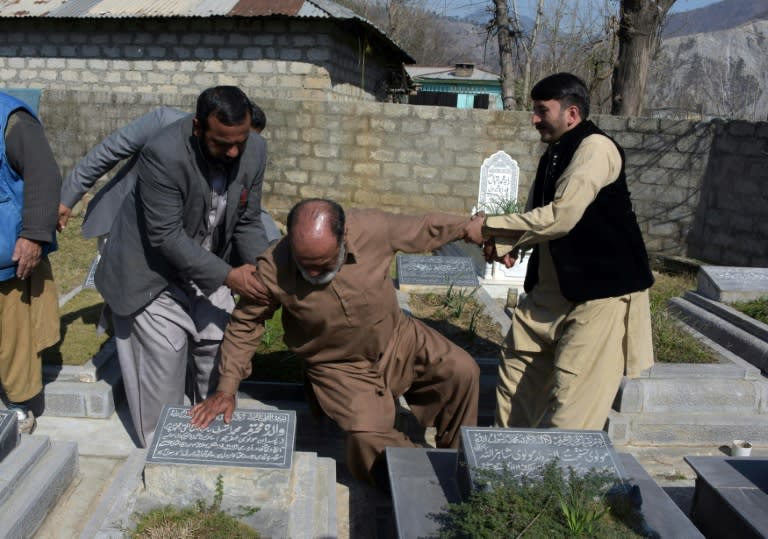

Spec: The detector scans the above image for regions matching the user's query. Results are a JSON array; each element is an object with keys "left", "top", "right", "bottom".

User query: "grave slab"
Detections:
[
  {"left": 387, "top": 446, "right": 701, "bottom": 539},
  {"left": 458, "top": 427, "right": 626, "bottom": 497},
  {"left": 387, "top": 447, "right": 462, "bottom": 539},
  {"left": 697, "top": 266, "right": 768, "bottom": 303},
  {"left": 0, "top": 410, "right": 17, "bottom": 463},
  {"left": 396, "top": 254, "right": 478, "bottom": 291},
  {"left": 686, "top": 456, "right": 768, "bottom": 539},
  {"left": 144, "top": 405, "right": 297, "bottom": 508}
]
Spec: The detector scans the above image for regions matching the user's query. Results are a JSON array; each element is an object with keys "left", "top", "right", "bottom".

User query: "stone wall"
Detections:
[
  {"left": 37, "top": 90, "right": 767, "bottom": 266},
  {"left": 687, "top": 120, "right": 768, "bottom": 266},
  {"left": 0, "top": 18, "right": 388, "bottom": 102}
]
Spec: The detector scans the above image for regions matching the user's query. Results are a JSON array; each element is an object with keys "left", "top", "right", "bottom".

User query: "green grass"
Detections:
[
  {"left": 729, "top": 296, "right": 768, "bottom": 325},
  {"left": 435, "top": 461, "right": 647, "bottom": 538},
  {"left": 42, "top": 289, "right": 112, "bottom": 366},
  {"left": 650, "top": 271, "right": 718, "bottom": 364},
  {"left": 131, "top": 475, "right": 260, "bottom": 538},
  {"left": 48, "top": 215, "right": 98, "bottom": 295}
]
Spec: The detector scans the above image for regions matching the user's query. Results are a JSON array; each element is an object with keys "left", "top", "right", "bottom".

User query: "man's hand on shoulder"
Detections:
[
  {"left": 13, "top": 238, "right": 43, "bottom": 280},
  {"left": 225, "top": 263, "right": 270, "bottom": 304},
  {"left": 189, "top": 391, "right": 236, "bottom": 429}
]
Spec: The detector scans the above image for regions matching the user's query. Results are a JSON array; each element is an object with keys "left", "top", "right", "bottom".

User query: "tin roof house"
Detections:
[{"left": 405, "top": 63, "right": 502, "bottom": 109}]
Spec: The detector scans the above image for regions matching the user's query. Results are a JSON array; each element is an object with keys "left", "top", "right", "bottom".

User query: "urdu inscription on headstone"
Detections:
[
  {"left": 396, "top": 254, "right": 478, "bottom": 290},
  {"left": 475, "top": 151, "right": 529, "bottom": 288},
  {"left": 146, "top": 405, "right": 296, "bottom": 469},
  {"left": 477, "top": 150, "right": 519, "bottom": 214},
  {"left": 458, "top": 427, "right": 625, "bottom": 496}
]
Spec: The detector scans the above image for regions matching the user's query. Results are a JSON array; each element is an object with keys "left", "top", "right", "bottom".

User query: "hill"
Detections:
[
  {"left": 664, "top": 0, "right": 768, "bottom": 37},
  {"left": 648, "top": 16, "right": 768, "bottom": 120}
]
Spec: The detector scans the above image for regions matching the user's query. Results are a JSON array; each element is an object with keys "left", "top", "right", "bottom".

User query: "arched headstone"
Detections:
[{"left": 477, "top": 150, "right": 519, "bottom": 214}]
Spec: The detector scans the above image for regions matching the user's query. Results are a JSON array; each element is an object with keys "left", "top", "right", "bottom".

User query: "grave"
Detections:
[
  {"left": 0, "top": 421, "right": 78, "bottom": 538},
  {"left": 458, "top": 427, "right": 626, "bottom": 497},
  {"left": 137, "top": 404, "right": 335, "bottom": 538},
  {"left": 388, "top": 427, "right": 704, "bottom": 539},
  {"left": 475, "top": 151, "right": 529, "bottom": 293},
  {"left": 686, "top": 456, "right": 768, "bottom": 539},
  {"left": 697, "top": 265, "right": 768, "bottom": 303},
  {"left": 145, "top": 405, "right": 297, "bottom": 506},
  {"left": 436, "top": 150, "right": 530, "bottom": 299},
  {"left": 396, "top": 254, "right": 478, "bottom": 292}
]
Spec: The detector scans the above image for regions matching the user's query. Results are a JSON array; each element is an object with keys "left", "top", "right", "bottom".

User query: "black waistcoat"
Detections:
[{"left": 523, "top": 120, "right": 654, "bottom": 302}]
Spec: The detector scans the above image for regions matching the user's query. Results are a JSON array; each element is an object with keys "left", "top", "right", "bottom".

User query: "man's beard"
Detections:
[
  {"left": 297, "top": 243, "right": 346, "bottom": 286},
  {"left": 198, "top": 134, "right": 238, "bottom": 167}
]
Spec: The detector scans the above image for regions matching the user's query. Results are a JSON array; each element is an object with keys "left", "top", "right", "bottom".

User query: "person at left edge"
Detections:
[
  {"left": 0, "top": 92, "right": 61, "bottom": 435},
  {"left": 95, "top": 86, "right": 270, "bottom": 447}
]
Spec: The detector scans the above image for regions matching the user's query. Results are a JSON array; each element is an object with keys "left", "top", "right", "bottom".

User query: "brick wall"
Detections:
[
  {"left": 37, "top": 90, "right": 768, "bottom": 267},
  {"left": 0, "top": 18, "right": 388, "bottom": 101},
  {"left": 687, "top": 120, "right": 768, "bottom": 266}
]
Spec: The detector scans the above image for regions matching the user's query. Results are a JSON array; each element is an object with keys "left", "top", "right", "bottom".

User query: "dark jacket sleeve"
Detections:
[{"left": 6, "top": 110, "right": 61, "bottom": 243}]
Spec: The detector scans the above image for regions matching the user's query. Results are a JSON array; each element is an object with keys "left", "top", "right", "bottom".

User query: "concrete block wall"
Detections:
[
  {"left": 687, "top": 120, "right": 768, "bottom": 266},
  {"left": 0, "top": 18, "right": 385, "bottom": 102},
  {"left": 35, "top": 89, "right": 765, "bottom": 266}
]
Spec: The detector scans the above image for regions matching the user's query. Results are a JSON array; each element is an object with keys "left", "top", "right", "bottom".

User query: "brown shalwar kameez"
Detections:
[{"left": 217, "top": 209, "right": 480, "bottom": 483}]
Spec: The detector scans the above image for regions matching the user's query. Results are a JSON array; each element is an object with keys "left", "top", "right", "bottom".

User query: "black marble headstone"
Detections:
[
  {"left": 458, "top": 427, "right": 626, "bottom": 497},
  {"left": 0, "top": 409, "right": 19, "bottom": 462},
  {"left": 396, "top": 254, "right": 478, "bottom": 288},
  {"left": 146, "top": 405, "right": 296, "bottom": 469}
]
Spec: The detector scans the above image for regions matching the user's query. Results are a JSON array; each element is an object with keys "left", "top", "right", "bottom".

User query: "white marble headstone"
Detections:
[
  {"left": 477, "top": 150, "right": 519, "bottom": 213},
  {"left": 476, "top": 151, "right": 527, "bottom": 290}
]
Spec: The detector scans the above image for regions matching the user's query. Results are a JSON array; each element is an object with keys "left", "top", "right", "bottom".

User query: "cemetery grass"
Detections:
[
  {"left": 49, "top": 215, "right": 95, "bottom": 295},
  {"left": 131, "top": 475, "right": 260, "bottom": 538},
  {"left": 729, "top": 296, "right": 768, "bottom": 325},
  {"left": 44, "top": 213, "right": 111, "bottom": 366},
  {"left": 435, "top": 461, "right": 646, "bottom": 539},
  {"left": 41, "top": 288, "right": 112, "bottom": 366}
]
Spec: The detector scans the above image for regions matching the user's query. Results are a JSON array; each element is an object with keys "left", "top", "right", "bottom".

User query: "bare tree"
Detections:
[
  {"left": 611, "top": 0, "right": 676, "bottom": 116},
  {"left": 486, "top": 0, "right": 619, "bottom": 112}
]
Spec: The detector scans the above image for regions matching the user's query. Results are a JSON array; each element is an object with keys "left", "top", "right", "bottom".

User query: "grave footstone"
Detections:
[
  {"left": 396, "top": 254, "right": 478, "bottom": 291},
  {"left": 458, "top": 427, "right": 626, "bottom": 497},
  {"left": 697, "top": 266, "right": 768, "bottom": 303},
  {"left": 144, "top": 405, "right": 296, "bottom": 508},
  {"left": 0, "top": 410, "right": 18, "bottom": 462},
  {"left": 686, "top": 456, "right": 768, "bottom": 539}
]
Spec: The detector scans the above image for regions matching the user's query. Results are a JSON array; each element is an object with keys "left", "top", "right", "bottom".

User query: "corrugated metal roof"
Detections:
[
  {"left": 406, "top": 65, "right": 500, "bottom": 82},
  {"left": 0, "top": 0, "right": 414, "bottom": 63},
  {"left": 0, "top": 0, "right": 359, "bottom": 18}
]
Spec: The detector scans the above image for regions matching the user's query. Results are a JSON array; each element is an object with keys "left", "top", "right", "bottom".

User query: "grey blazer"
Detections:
[
  {"left": 95, "top": 115, "right": 269, "bottom": 316},
  {"left": 62, "top": 107, "right": 187, "bottom": 239}
]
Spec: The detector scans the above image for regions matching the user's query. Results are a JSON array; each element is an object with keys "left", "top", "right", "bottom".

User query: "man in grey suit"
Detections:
[
  {"left": 93, "top": 86, "right": 270, "bottom": 446},
  {"left": 58, "top": 102, "right": 280, "bottom": 245}
]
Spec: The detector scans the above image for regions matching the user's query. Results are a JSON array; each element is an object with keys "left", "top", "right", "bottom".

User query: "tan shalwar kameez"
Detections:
[
  {"left": 485, "top": 135, "right": 654, "bottom": 430},
  {"left": 217, "top": 210, "right": 480, "bottom": 483}
]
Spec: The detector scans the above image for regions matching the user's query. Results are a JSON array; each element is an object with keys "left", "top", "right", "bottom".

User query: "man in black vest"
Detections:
[{"left": 466, "top": 72, "right": 655, "bottom": 430}]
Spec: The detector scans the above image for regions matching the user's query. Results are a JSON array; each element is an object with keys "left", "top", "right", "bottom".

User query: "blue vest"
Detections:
[{"left": 0, "top": 93, "right": 56, "bottom": 281}]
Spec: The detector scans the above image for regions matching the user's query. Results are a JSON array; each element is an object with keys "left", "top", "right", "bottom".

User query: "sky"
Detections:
[{"left": 428, "top": 0, "right": 723, "bottom": 19}]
